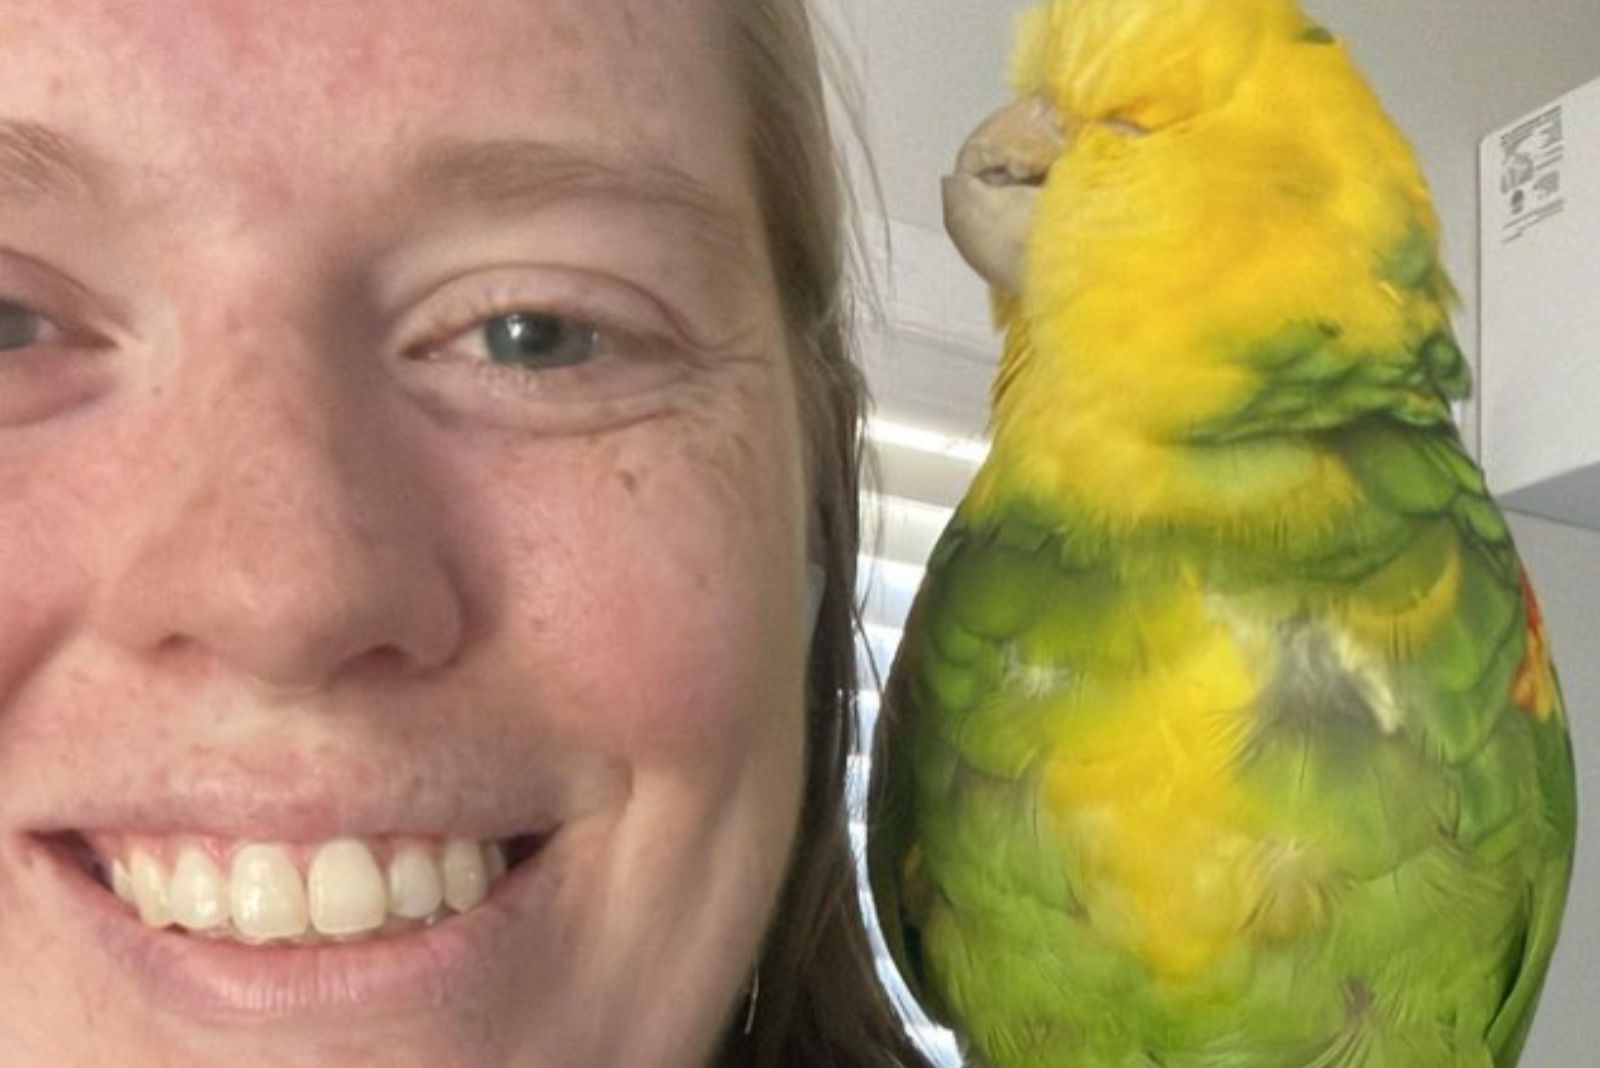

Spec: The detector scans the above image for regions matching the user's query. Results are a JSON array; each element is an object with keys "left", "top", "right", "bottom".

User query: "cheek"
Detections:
[
  {"left": 0, "top": 460, "right": 102, "bottom": 715},
  {"left": 467, "top": 392, "right": 808, "bottom": 767}
]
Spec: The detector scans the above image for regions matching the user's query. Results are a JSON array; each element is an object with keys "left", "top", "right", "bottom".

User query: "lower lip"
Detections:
[{"left": 30, "top": 832, "right": 558, "bottom": 1025}]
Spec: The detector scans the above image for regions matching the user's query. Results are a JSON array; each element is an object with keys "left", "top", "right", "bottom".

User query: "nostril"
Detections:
[{"left": 976, "top": 164, "right": 1049, "bottom": 189}]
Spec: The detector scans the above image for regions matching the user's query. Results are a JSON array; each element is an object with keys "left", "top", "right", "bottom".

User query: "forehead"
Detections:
[{"left": 0, "top": 0, "right": 748, "bottom": 214}]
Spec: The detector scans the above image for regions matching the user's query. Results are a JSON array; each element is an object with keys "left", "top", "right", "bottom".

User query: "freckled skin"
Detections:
[{"left": 0, "top": 2, "right": 809, "bottom": 1066}]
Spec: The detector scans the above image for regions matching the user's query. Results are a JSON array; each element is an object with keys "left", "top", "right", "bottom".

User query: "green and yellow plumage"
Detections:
[{"left": 867, "top": 3, "right": 1577, "bottom": 1066}]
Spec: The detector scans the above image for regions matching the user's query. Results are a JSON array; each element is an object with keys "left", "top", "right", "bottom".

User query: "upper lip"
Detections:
[
  {"left": 19, "top": 776, "right": 581, "bottom": 844},
  {"left": 6, "top": 708, "right": 628, "bottom": 843}
]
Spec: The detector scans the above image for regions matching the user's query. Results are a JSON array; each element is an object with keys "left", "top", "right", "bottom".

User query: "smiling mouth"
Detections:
[{"left": 41, "top": 829, "right": 550, "bottom": 947}]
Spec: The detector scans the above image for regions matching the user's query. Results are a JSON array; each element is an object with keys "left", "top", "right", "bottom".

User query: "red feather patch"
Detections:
[{"left": 1511, "top": 569, "right": 1560, "bottom": 722}]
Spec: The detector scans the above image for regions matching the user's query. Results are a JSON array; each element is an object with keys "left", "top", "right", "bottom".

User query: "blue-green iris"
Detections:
[
  {"left": 484, "top": 313, "right": 597, "bottom": 371},
  {"left": 0, "top": 302, "right": 41, "bottom": 352}
]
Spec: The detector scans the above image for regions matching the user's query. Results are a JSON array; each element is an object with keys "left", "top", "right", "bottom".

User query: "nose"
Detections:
[{"left": 91, "top": 316, "right": 465, "bottom": 697}]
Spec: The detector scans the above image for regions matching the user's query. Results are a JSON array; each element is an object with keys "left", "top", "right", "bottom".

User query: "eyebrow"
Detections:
[
  {"left": 0, "top": 120, "right": 104, "bottom": 202},
  {"left": 0, "top": 123, "right": 759, "bottom": 279},
  {"left": 407, "top": 137, "right": 757, "bottom": 271}
]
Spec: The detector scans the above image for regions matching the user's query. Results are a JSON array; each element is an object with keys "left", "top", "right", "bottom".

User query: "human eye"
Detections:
[
  {"left": 0, "top": 299, "right": 66, "bottom": 353},
  {"left": 396, "top": 270, "right": 696, "bottom": 433}
]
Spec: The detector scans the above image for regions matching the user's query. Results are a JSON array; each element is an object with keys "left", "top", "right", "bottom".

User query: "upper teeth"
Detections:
[{"left": 103, "top": 836, "right": 511, "bottom": 943}]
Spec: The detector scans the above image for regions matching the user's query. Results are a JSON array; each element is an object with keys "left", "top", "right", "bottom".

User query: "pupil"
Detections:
[{"left": 486, "top": 313, "right": 593, "bottom": 369}]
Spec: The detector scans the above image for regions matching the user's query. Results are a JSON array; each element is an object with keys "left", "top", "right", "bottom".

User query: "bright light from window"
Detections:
[
  {"left": 850, "top": 550, "right": 961, "bottom": 1066},
  {"left": 866, "top": 418, "right": 990, "bottom": 465}
]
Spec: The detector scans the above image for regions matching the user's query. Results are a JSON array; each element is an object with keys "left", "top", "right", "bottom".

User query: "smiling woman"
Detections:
[{"left": 0, "top": 1, "right": 926, "bottom": 1066}]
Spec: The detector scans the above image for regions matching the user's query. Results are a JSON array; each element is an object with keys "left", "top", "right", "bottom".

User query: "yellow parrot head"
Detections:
[{"left": 943, "top": 0, "right": 1363, "bottom": 297}]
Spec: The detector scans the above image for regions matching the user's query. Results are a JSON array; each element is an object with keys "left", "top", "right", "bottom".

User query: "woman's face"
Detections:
[{"left": 0, "top": 1, "right": 812, "bottom": 1064}]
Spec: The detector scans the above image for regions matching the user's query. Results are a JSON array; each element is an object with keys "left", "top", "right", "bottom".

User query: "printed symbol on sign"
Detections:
[
  {"left": 1502, "top": 150, "right": 1535, "bottom": 194},
  {"left": 1496, "top": 105, "right": 1565, "bottom": 243}
]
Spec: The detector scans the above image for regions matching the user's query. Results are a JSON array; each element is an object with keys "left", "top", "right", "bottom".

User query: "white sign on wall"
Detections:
[{"left": 1480, "top": 75, "right": 1600, "bottom": 530}]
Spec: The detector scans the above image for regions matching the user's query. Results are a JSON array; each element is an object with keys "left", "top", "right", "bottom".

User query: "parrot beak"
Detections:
[{"left": 942, "top": 94, "right": 1067, "bottom": 295}]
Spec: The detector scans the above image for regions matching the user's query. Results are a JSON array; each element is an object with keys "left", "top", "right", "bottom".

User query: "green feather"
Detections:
[{"left": 870, "top": 403, "right": 1575, "bottom": 1068}]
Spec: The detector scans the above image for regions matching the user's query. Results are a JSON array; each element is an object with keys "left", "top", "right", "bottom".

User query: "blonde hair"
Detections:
[{"left": 714, "top": 2, "right": 930, "bottom": 1066}]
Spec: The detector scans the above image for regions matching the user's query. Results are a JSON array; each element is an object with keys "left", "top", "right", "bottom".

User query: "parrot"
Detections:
[{"left": 866, "top": 2, "right": 1578, "bottom": 1067}]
